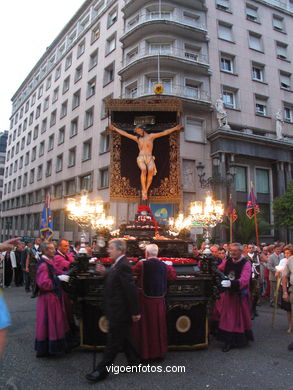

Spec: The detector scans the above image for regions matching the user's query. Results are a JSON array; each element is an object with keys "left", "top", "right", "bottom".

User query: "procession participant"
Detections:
[
  {"left": 210, "top": 244, "right": 222, "bottom": 266},
  {"left": 279, "top": 245, "right": 293, "bottom": 334},
  {"left": 247, "top": 244, "right": 261, "bottom": 319},
  {"left": 86, "top": 239, "right": 140, "bottom": 383},
  {"left": 218, "top": 247, "right": 227, "bottom": 263},
  {"left": 282, "top": 247, "right": 293, "bottom": 350},
  {"left": 109, "top": 123, "right": 183, "bottom": 200},
  {"left": 260, "top": 246, "right": 269, "bottom": 297},
  {"left": 54, "top": 239, "right": 75, "bottom": 334},
  {"left": 35, "top": 242, "right": 67, "bottom": 357},
  {"left": 268, "top": 245, "right": 283, "bottom": 306},
  {"left": 2, "top": 250, "right": 14, "bottom": 288},
  {"left": 21, "top": 242, "right": 32, "bottom": 292},
  {"left": 13, "top": 242, "right": 24, "bottom": 287},
  {"left": 70, "top": 241, "right": 81, "bottom": 257},
  {"left": 192, "top": 244, "right": 201, "bottom": 262},
  {"left": 217, "top": 243, "right": 253, "bottom": 352},
  {"left": 26, "top": 238, "right": 42, "bottom": 297},
  {"left": 132, "top": 244, "right": 176, "bottom": 361}
]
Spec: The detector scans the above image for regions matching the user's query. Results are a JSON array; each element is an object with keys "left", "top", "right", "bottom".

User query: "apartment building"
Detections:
[{"left": 1, "top": 0, "right": 293, "bottom": 242}]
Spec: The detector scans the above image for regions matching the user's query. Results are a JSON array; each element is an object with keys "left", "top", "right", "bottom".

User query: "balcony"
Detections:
[
  {"left": 119, "top": 48, "right": 210, "bottom": 78},
  {"left": 123, "top": 84, "right": 211, "bottom": 106},
  {"left": 121, "top": 13, "right": 208, "bottom": 46},
  {"left": 122, "top": 0, "right": 207, "bottom": 18}
]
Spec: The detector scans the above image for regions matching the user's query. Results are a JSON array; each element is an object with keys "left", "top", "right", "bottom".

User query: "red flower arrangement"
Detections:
[
  {"left": 136, "top": 205, "right": 158, "bottom": 233},
  {"left": 99, "top": 257, "right": 196, "bottom": 264}
]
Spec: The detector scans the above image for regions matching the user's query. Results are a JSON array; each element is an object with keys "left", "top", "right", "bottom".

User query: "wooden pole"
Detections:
[
  {"left": 230, "top": 215, "right": 233, "bottom": 244},
  {"left": 254, "top": 208, "right": 260, "bottom": 247}
]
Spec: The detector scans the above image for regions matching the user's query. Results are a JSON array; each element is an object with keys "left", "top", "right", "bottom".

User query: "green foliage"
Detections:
[
  {"left": 221, "top": 207, "right": 271, "bottom": 244},
  {"left": 273, "top": 182, "right": 293, "bottom": 229}
]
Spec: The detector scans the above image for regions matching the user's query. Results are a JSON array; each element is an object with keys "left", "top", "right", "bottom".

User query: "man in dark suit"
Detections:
[{"left": 85, "top": 239, "right": 140, "bottom": 382}]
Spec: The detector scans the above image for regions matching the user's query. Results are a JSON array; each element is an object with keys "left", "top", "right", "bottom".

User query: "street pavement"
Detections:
[{"left": 1, "top": 286, "right": 293, "bottom": 390}]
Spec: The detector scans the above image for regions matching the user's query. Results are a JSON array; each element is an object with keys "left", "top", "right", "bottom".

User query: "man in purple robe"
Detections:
[
  {"left": 217, "top": 243, "right": 253, "bottom": 352},
  {"left": 35, "top": 242, "right": 68, "bottom": 357}
]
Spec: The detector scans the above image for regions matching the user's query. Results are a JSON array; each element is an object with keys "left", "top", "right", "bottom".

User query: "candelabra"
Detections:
[
  {"left": 66, "top": 191, "right": 115, "bottom": 253},
  {"left": 189, "top": 195, "right": 224, "bottom": 255},
  {"left": 168, "top": 213, "right": 192, "bottom": 235}
]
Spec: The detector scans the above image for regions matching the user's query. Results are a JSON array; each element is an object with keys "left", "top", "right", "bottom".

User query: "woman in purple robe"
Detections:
[
  {"left": 35, "top": 242, "right": 67, "bottom": 357},
  {"left": 216, "top": 243, "right": 253, "bottom": 352}
]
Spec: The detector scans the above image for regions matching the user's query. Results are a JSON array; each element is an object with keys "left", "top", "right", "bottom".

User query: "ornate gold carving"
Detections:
[{"left": 106, "top": 97, "right": 182, "bottom": 112}]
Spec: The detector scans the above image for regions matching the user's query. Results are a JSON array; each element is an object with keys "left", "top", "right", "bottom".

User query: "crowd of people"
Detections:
[{"left": 1, "top": 236, "right": 293, "bottom": 383}]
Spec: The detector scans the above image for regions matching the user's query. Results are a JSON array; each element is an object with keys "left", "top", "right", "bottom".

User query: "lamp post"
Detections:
[
  {"left": 189, "top": 194, "right": 224, "bottom": 255},
  {"left": 196, "top": 154, "right": 236, "bottom": 189},
  {"left": 66, "top": 191, "right": 115, "bottom": 254}
]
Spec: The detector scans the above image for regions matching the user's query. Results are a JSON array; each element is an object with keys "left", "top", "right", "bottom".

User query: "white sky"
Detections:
[{"left": 0, "top": 0, "right": 84, "bottom": 130}]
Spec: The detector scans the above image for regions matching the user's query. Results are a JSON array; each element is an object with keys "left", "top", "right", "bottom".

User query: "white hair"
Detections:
[{"left": 146, "top": 244, "right": 159, "bottom": 258}]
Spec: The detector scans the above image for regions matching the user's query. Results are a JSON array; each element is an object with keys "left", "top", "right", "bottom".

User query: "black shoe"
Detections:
[
  {"left": 288, "top": 342, "right": 293, "bottom": 351},
  {"left": 30, "top": 293, "right": 37, "bottom": 298},
  {"left": 222, "top": 344, "right": 232, "bottom": 352},
  {"left": 85, "top": 369, "right": 108, "bottom": 382}
]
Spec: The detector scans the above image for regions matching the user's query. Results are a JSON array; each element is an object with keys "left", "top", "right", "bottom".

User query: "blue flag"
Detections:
[
  {"left": 246, "top": 184, "right": 260, "bottom": 219},
  {"left": 40, "top": 194, "right": 53, "bottom": 240}
]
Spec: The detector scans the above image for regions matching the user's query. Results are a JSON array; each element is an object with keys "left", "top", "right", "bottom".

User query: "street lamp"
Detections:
[{"left": 196, "top": 155, "right": 236, "bottom": 189}]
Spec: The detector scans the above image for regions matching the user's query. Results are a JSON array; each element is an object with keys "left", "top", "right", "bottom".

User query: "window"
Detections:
[
  {"left": 58, "top": 126, "right": 65, "bottom": 144},
  {"left": 41, "top": 118, "right": 47, "bottom": 133},
  {"left": 218, "top": 22, "right": 233, "bottom": 42},
  {"left": 25, "top": 151, "right": 30, "bottom": 165},
  {"left": 149, "top": 43, "right": 171, "bottom": 55},
  {"left": 16, "top": 141, "right": 19, "bottom": 154},
  {"left": 106, "top": 33, "right": 116, "bottom": 55},
  {"left": 235, "top": 166, "right": 247, "bottom": 192},
  {"left": 100, "top": 131, "right": 110, "bottom": 153},
  {"left": 13, "top": 160, "right": 18, "bottom": 173},
  {"left": 103, "top": 62, "right": 115, "bottom": 85},
  {"left": 48, "top": 134, "right": 54, "bottom": 151},
  {"left": 256, "top": 168, "right": 269, "bottom": 194},
  {"left": 99, "top": 168, "right": 109, "bottom": 188},
  {"left": 25, "top": 101, "right": 29, "bottom": 113},
  {"left": 87, "top": 78, "right": 96, "bottom": 98},
  {"left": 216, "top": 0, "right": 230, "bottom": 11},
  {"left": 72, "top": 90, "right": 80, "bottom": 109},
  {"left": 91, "top": 23, "right": 100, "bottom": 43},
  {"left": 70, "top": 118, "right": 78, "bottom": 137},
  {"left": 50, "top": 110, "right": 57, "bottom": 127},
  {"left": 223, "top": 89, "right": 237, "bottom": 108},
  {"left": 68, "top": 148, "right": 76, "bottom": 167},
  {"left": 276, "top": 41, "right": 288, "bottom": 60},
  {"left": 21, "top": 137, "right": 25, "bottom": 150},
  {"left": 185, "top": 79, "right": 199, "bottom": 98},
  {"left": 46, "top": 160, "right": 52, "bottom": 177},
  {"left": 12, "top": 179, "right": 16, "bottom": 191},
  {"left": 33, "top": 125, "right": 39, "bottom": 139},
  {"left": 249, "top": 32, "right": 263, "bottom": 52},
  {"left": 149, "top": 78, "right": 172, "bottom": 94},
  {"left": 252, "top": 63, "right": 264, "bottom": 82},
  {"left": 126, "top": 47, "right": 138, "bottom": 64},
  {"left": 37, "top": 165, "right": 43, "bottom": 181},
  {"left": 13, "top": 130, "right": 16, "bottom": 141},
  {"left": 184, "top": 117, "right": 204, "bottom": 143},
  {"left": 273, "top": 14, "right": 285, "bottom": 32},
  {"left": 31, "top": 146, "right": 37, "bottom": 161},
  {"left": 17, "top": 124, "right": 22, "bottom": 136},
  {"left": 52, "top": 87, "right": 59, "bottom": 103},
  {"left": 89, "top": 49, "right": 98, "bottom": 69},
  {"left": 82, "top": 139, "right": 92, "bottom": 161},
  {"left": 84, "top": 107, "right": 94, "bottom": 129},
  {"left": 125, "top": 82, "right": 138, "bottom": 98},
  {"left": 284, "top": 106, "right": 293, "bottom": 122},
  {"left": 183, "top": 11, "right": 199, "bottom": 25},
  {"left": 108, "top": 7, "right": 118, "bottom": 28},
  {"left": 220, "top": 53, "right": 234, "bottom": 73},
  {"left": 66, "top": 179, "right": 76, "bottom": 195},
  {"left": 46, "top": 76, "right": 52, "bottom": 90},
  {"left": 55, "top": 65, "right": 61, "bottom": 81},
  {"left": 56, "top": 154, "right": 63, "bottom": 172},
  {"left": 23, "top": 118, "right": 27, "bottom": 130},
  {"left": 31, "top": 94, "right": 36, "bottom": 106},
  {"left": 77, "top": 40, "right": 85, "bottom": 57},
  {"left": 27, "top": 131, "right": 32, "bottom": 145},
  {"left": 23, "top": 173, "right": 28, "bottom": 187},
  {"left": 39, "top": 141, "right": 45, "bottom": 156},
  {"left": 80, "top": 174, "right": 92, "bottom": 191},
  {"left": 246, "top": 4, "right": 259, "bottom": 22},
  {"left": 255, "top": 95, "right": 268, "bottom": 116},
  {"left": 75, "top": 64, "right": 83, "bottom": 82},
  {"left": 29, "top": 112, "right": 34, "bottom": 125},
  {"left": 29, "top": 168, "right": 35, "bottom": 184},
  {"left": 280, "top": 71, "right": 291, "bottom": 90},
  {"left": 38, "top": 85, "right": 43, "bottom": 98},
  {"left": 11, "top": 146, "right": 15, "bottom": 158},
  {"left": 17, "top": 176, "right": 21, "bottom": 190},
  {"left": 44, "top": 96, "right": 49, "bottom": 111},
  {"left": 63, "top": 76, "right": 70, "bottom": 94},
  {"left": 36, "top": 104, "right": 41, "bottom": 118},
  {"left": 65, "top": 53, "right": 72, "bottom": 69},
  {"left": 60, "top": 100, "right": 68, "bottom": 118}
]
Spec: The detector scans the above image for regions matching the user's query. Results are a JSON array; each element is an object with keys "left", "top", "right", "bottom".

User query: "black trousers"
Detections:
[{"left": 97, "top": 321, "right": 139, "bottom": 372}]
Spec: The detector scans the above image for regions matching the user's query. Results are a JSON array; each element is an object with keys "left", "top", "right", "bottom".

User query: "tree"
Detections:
[{"left": 273, "top": 181, "right": 293, "bottom": 229}]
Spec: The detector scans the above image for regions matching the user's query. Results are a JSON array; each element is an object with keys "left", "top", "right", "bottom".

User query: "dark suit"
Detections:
[{"left": 96, "top": 256, "right": 139, "bottom": 372}]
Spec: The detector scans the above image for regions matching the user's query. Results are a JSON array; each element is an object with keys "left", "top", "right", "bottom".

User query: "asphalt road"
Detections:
[{"left": 1, "top": 287, "right": 293, "bottom": 390}]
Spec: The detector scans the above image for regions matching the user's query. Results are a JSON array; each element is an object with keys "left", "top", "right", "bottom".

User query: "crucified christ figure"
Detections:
[{"left": 109, "top": 123, "right": 183, "bottom": 200}]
